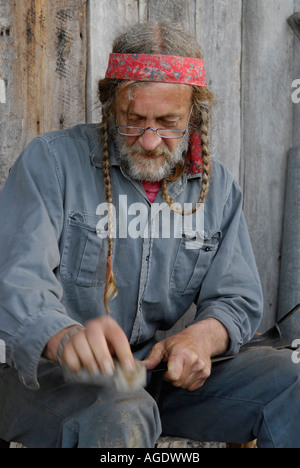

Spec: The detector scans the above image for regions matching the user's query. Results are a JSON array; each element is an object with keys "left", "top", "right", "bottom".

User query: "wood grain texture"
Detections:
[
  {"left": 195, "top": 0, "right": 242, "bottom": 183},
  {"left": 292, "top": 2, "right": 300, "bottom": 148},
  {"left": 141, "top": 0, "right": 195, "bottom": 29},
  {"left": 0, "top": 0, "right": 15, "bottom": 186},
  {"left": 87, "top": 0, "right": 139, "bottom": 123},
  {"left": 241, "top": 0, "right": 295, "bottom": 329},
  {"left": 0, "top": 0, "right": 87, "bottom": 189}
]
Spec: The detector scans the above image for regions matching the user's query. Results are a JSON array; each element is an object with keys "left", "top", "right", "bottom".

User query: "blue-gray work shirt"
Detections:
[{"left": 0, "top": 124, "right": 263, "bottom": 389}]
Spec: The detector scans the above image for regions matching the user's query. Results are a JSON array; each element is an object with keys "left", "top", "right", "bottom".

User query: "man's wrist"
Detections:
[
  {"left": 185, "top": 318, "right": 229, "bottom": 357},
  {"left": 43, "top": 325, "right": 83, "bottom": 362}
]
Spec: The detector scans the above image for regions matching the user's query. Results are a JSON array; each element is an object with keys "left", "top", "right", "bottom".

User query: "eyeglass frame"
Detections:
[{"left": 114, "top": 107, "right": 193, "bottom": 140}]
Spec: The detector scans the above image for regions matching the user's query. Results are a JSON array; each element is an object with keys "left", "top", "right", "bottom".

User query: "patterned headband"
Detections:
[{"left": 105, "top": 53, "right": 207, "bottom": 87}]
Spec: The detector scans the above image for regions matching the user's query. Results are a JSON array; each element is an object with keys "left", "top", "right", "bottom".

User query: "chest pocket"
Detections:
[
  {"left": 60, "top": 211, "right": 107, "bottom": 287},
  {"left": 170, "top": 230, "right": 221, "bottom": 295}
]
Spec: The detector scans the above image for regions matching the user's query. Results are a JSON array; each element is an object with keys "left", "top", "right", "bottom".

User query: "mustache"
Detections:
[{"left": 128, "top": 145, "right": 172, "bottom": 159}]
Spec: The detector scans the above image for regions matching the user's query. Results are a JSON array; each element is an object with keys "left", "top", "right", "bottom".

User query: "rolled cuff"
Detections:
[
  {"left": 12, "top": 309, "right": 82, "bottom": 390},
  {"left": 187, "top": 306, "right": 246, "bottom": 357}
]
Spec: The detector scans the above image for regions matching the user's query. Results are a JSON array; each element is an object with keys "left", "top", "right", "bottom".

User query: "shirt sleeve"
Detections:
[
  {"left": 0, "top": 137, "right": 81, "bottom": 389},
  {"left": 193, "top": 174, "right": 263, "bottom": 356}
]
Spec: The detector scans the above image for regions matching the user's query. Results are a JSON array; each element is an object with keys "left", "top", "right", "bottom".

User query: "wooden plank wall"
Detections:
[
  {"left": 293, "top": 9, "right": 300, "bottom": 148},
  {"left": 1, "top": 0, "right": 299, "bottom": 331},
  {"left": 0, "top": 0, "right": 87, "bottom": 183}
]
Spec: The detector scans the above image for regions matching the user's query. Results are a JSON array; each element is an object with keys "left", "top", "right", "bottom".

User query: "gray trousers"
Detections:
[{"left": 0, "top": 347, "right": 299, "bottom": 448}]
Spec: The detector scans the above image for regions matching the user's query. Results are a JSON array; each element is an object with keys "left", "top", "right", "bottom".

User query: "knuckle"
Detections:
[{"left": 202, "top": 366, "right": 211, "bottom": 380}]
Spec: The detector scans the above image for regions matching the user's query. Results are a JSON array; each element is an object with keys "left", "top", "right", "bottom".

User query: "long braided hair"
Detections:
[{"left": 98, "top": 22, "right": 216, "bottom": 313}]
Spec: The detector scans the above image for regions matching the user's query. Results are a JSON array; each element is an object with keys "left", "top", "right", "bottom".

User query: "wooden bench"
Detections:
[{"left": 1, "top": 438, "right": 257, "bottom": 448}]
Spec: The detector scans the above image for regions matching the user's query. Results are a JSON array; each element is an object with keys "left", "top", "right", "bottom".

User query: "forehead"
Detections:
[{"left": 116, "top": 82, "right": 192, "bottom": 115}]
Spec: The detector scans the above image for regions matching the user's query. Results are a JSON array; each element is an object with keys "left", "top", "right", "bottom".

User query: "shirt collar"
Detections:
[{"left": 90, "top": 131, "right": 120, "bottom": 168}]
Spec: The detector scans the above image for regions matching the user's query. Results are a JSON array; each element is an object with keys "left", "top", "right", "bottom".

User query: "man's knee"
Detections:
[{"left": 59, "top": 387, "right": 162, "bottom": 448}]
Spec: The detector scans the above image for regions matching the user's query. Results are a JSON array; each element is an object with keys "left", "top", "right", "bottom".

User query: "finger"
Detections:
[
  {"left": 175, "top": 369, "right": 205, "bottom": 390},
  {"left": 186, "top": 377, "right": 207, "bottom": 392},
  {"left": 186, "top": 368, "right": 211, "bottom": 391},
  {"left": 104, "top": 318, "right": 135, "bottom": 371},
  {"left": 73, "top": 331, "right": 111, "bottom": 375},
  {"left": 62, "top": 322, "right": 114, "bottom": 376},
  {"left": 163, "top": 353, "right": 208, "bottom": 388},
  {"left": 62, "top": 339, "right": 83, "bottom": 373},
  {"left": 60, "top": 330, "right": 100, "bottom": 375},
  {"left": 164, "top": 353, "right": 185, "bottom": 383},
  {"left": 142, "top": 342, "right": 166, "bottom": 370},
  {"left": 85, "top": 328, "right": 115, "bottom": 376},
  {"left": 90, "top": 316, "right": 135, "bottom": 372},
  {"left": 175, "top": 360, "right": 211, "bottom": 390}
]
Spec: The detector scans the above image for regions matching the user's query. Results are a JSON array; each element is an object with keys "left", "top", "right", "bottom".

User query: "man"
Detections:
[{"left": 0, "top": 21, "right": 299, "bottom": 448}]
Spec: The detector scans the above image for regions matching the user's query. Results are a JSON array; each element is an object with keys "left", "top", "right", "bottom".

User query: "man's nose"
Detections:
[{"left": 138, "top": 128, "right": 162, "bottom": 151}]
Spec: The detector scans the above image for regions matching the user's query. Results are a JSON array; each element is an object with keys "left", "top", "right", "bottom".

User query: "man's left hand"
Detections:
[{"left": 143, "top": 318, "right": 229, "bottom": 391}]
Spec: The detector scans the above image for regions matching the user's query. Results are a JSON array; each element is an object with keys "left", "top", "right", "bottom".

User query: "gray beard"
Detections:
[{"left": 112, "top": 128, "right": 189, "bottom": 182}]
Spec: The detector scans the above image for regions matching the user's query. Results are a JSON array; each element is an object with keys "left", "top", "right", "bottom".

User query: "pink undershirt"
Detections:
[{"left": 141, "top": 180, "right": 161, "bottom": 203}]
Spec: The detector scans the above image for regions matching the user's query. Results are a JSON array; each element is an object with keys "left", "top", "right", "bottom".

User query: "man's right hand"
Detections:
[{"left": 43, "top": 316, "right": 135, "bottom": 376}]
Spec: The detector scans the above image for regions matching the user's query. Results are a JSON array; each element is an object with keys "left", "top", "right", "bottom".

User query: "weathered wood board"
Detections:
[
  {"left": 140, "top": 0, "right": 195, "bottom": 29},
  {"left": 292, "top": 2, "right": 300, "bottom": 148},
  {"left": 0, "top": 0, "right": 87, "bottom": 186},
  {"left": 241, "top": 0, "right": 295, "bottom": 328},
  {"left": 87, "top": 0, "right": 139, "bottom": 123},
  {"left": 195, "top": 0, "right": 242, "bottom": 184}
]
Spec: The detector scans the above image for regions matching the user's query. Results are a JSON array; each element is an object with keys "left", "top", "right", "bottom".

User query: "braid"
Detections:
[
  {"left": 101, "top": 118, "right": 118, "bottom": 314},
  {"left": 161, "top": 179, "right": 199, "bottom": 215},
  {"left": 161, "top": 104, "right": 212, "bottom": 216},
  {"left": 198, "top": 108, "right": 211, "bottom": 204},
  {"left": 161, "top": 179, "right": 178, "bottom": 212}
]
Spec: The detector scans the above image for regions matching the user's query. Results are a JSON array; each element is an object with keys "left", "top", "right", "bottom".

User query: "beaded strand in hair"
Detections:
[
  {"left": 161, "top": 105, "right": 211, "bottom": 215},
  {"left": 101, "top": 118, "right": 118, "bottom": 314},
  {"left": 198, "top": 106, "right": 211, "bottom": 203}
]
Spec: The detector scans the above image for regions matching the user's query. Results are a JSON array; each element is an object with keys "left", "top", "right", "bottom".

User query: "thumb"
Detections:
[{"left": 142, "top": 342, "right": 166, "bottom": 370}]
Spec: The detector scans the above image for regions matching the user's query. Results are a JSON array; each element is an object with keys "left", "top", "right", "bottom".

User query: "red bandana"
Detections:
[
  {"left": 185, "top": 130, "right": 204, "bottom": 175},
  {"left": 105, "top": 53, "right": 207, "bottom": 175},
  {"left": 105, "top": 53, "right": 207, "bottom": 87}
]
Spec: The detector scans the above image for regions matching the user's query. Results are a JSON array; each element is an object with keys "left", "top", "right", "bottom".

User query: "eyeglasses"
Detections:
[{"left": 115, "top": 108, "right": 192, "bottom": 140}]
